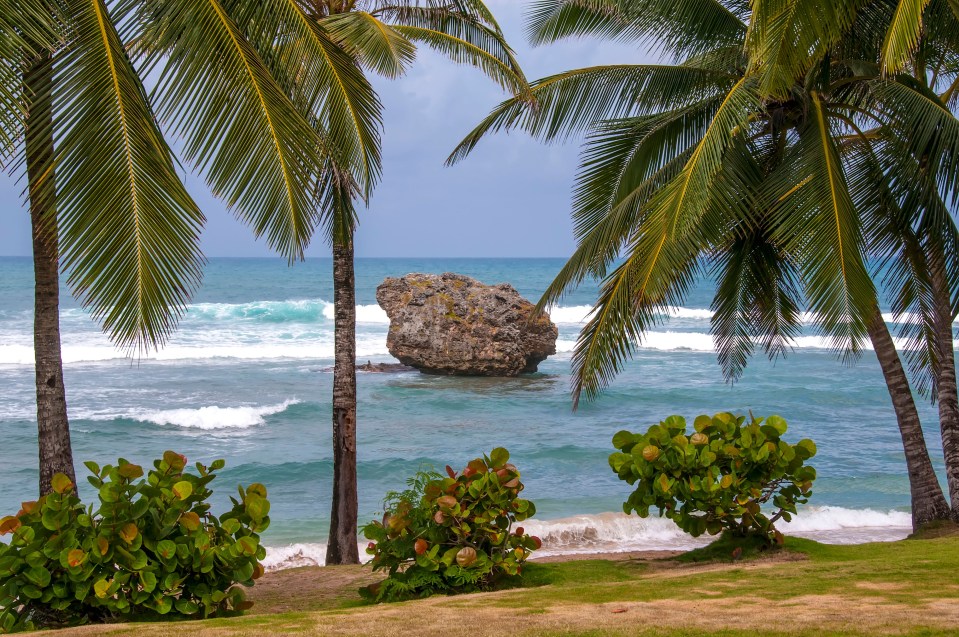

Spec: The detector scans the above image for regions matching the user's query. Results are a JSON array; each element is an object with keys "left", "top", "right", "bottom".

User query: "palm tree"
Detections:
[
  {"left": 299, "top": 0, "right": 528, "bottom": 565},
  {"left": 450, "top": 0, "right": 958, "bottom": 527},
  {"left": 5, "top": 0, "right": 338, "bottom": 495},
  {"left": 742, "top": 0, "right": 959, "bottom": 518}
]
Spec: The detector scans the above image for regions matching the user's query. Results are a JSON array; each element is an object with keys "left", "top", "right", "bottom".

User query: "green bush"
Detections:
[
  {"left": 0, "top": 451, "right": 269, "bottom": 632},
  {"left": 609, "top": 413, "right": 817, "bottom": 543},
  {"left": 361, "top": 448, "right": 540, "bottom": 602}
]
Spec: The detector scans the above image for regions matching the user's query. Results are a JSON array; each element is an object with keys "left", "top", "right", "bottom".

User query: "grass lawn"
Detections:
[{"left": 32, "top": 530, "right": 959, "bottom": 637}]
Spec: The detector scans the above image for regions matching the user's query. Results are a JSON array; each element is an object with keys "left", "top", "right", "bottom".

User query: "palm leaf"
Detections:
[
  {"left": 527, "top": 0, "right": 746, "bottom": 58},
  {"left": 139, "top": 0, "right": 333, "bottom": 260},
  {"left": 747, "top": 0, "right": 863, "bottom": 97},
  {"left": 0, "top": 0, "right": 61, "bottom": 163},
  {"left": 856, "top": 139, "right": 941, "bottom": 398},
  {"left": 710, "top": 227, "right": 804, "bottom": 382},
  {"left": 390, "top": 25, "right": 526, "bottom": 93},
  {"left": 642, "top": 76, "right": 758, "bottom": 240},
  {"left": 373, "top": 0, "right": 504, "bottom": 32},
  {"left": 322, "top": 11, "right": 416, "bottom": 78},
  {"left": 880, "top": 0, "right": 932, "bottom": 73},
  {"left": 447, "top": 64, "right": 736, "bottom": 163},
  {"left": 569, "top": 229, "right": 702, "bottom": 405},
  {"left": 770, "top": 91, "right": 874, "bottom": 357},
  {"left": 572, "top": 97, "right": 723, "bottom": 240},
  {"left": 382, "top": 5, "right": 528, "bottom": 93},
  {"left": 213, "top": 0, "right": 384, "bottom": 198},
  {"left": 537, "top": 149, "right": 692, "bottom": 312},
  {"left": 54, "top": 0, "right": 204, "bottom": 353},
  {"left": 871, "top": 79, "right": 959, "bottom": 205},
  {"left": 526, "top": 0, "right": 640, "bottom": 45},
  {"left": 568, "top": 78, "right": 757, "bottom": 403}
]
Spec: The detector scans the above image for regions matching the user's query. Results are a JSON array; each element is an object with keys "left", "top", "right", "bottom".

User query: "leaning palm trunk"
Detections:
[
  {"left": 928, "top": 244, "right": 959, "bottom": 517},
  {"left": 867, "top": 306, "right": 951, "bottom": 527},
  {"left": 25, "top": 49, "right": 75, "bottom": 496},
  {"left": 327, "top": 239, "right": 360, "bottom": 564}
]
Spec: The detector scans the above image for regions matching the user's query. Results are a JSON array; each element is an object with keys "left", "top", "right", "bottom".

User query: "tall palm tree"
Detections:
[
  {"left": 318, "top": 0, "right": 528, "bottom": 565},
  {"left": 727, "top": 0, "right": 959, "bottom": 519},
  {"left": 451, "top": 0, "right": 958, "bottom": 527},
  {"left": 4, "top": 0, "right": 339, "bottom": 495}
]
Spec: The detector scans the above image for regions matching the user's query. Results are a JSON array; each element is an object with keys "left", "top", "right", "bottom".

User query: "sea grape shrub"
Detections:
[
  {"left": 361, "top": 447, "right": 540, "bottom": 602},
  {"left": 0, "top": 451, "right": 269, "bottom": 633},
  {"left": 609, "top": 413, "right": 817, "bottom": 543}
]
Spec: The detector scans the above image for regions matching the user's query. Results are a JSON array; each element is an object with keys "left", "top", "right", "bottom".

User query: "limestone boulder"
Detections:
[{"left": 375, "top": 273, "right": 557, "bottom": 376}]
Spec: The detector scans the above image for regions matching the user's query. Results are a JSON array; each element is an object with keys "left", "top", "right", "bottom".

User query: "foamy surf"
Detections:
[
  {"left": 521, "top": 507, "right": 912, "bottom": 556},
  {"left": 79, "top": 400, "right": 300, "bottom": 430},
  {"left": 260, "top": 506, "right": 912, "bottom": 571},
  {"left": 5, "top": 301, "right": 959, "bottom": 367},
  {"left": 261, "top": 543, "right": 373, "bottom": 571}
]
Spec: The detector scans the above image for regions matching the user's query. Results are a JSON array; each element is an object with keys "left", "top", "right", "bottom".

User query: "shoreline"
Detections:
[{"left": 260, "top": 507, "right": 914, "bottom": 571}]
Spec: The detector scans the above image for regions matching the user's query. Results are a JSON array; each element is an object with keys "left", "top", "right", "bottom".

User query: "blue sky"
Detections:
[{"left": 1, "top": 1, "right": 647, "bottom": 258}]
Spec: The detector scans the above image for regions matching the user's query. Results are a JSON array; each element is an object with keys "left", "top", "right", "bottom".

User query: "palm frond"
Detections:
[
  {"left": 526, "top": 0, "right": 640, "bottom": 45},
  {"left": 856, "top": 139, "right": 940, "bottom": 398},
  {"left": 0, "top": 0, "right": 61, "bottom": 163},
  {"left": 206, "top": 0, "right": 384, "bottom": 200},
  {"left": 390, "top": 25, "right": 526, "bottom": 93},
  {"left": 871, "top": 78, "right": 959, "bottom": 205},
  {"left": 569, "top": 226, "right": 702, "bottom": 406},
  {"left": 138, "top": 0, "right": 332, "bottom": 261},
  {"left": 880, "top": 0, "right": 932, "bottom": 73},
  {"left": 537, "top": 145, "right": 694, "bottom": 312},
  {"left": 572, "top": 97, "right": 722, "bottom": 239},
  {"left": 383, "top": 5, "right": 528, "bottom": 93},
  {"left": 372, "top": 0, "right": 504, "bottom": 32},
  {"left": 447, "top": 64, "right": 736, "bottom": 163},
  {"left": 322, "top": 11, "right": 416, "bottom": 78},
  {"left": 527, "top": 0, "right": 746, "bottom": 59},
  {"left": 710, "top": 201, "right": 803, "bottom": 381},
  {"left": 225, "top": 0, "right": 386, "bottom": 190},
  {"left": 771, "top": 91, "right": 874, "bottom": 357},
  {"left": 643, "top": 76, "right": 758, "bottom": 240},
  {"left": 54, "top": 0, "right": 204, "bottom": 353},
  {"left": 747, "top": 0, "right": 862, "bottom": 97}
]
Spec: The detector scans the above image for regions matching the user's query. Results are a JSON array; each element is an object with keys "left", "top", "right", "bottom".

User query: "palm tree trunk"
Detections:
[
  {"left": 928, "top": 243, "right": 959, "bottom": 518},
  {"left": 867, "top": 305, "right": 951, "bottom": 528},
  {"left": 326, "top": 239, "right": 359, "bottom": 565},
  {"left": 25, "top": 49, "right": 75, "bottom": 496}
]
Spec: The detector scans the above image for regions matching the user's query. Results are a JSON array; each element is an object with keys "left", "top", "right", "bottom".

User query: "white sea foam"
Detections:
[
  {"left": 546, "top": 305, "right": 715, "bottom": 326},
  {"left": 8, "top": 300, "right": 959, "bottom": 367},
  {"left": 351, "top": 304, "right": 391, "bottom": 324},
  {"left": 260, "top": 506, "right": 912, "bottom": 571},
  {"left": 0, "top": 334, "right": 393, "bottom": 365},
  {"left": 81, "top": 400, "right": 300, "bottom": 430},
  {"left": 520, "top": 507, "right": 912, "bottom": 556},
  {"left": 547, "top": 305, "right": 595, "bottom": 324},
  {"left": 260, "top": 543, "right": 372, "bottom": 571}
]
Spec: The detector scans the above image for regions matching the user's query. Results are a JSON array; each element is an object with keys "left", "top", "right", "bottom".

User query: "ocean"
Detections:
[{"left": 0, "top": 256, "right": 946, "bottom": 568}]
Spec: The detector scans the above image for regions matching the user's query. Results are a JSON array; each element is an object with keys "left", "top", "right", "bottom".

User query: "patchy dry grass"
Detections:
[{"left": 31, "top": 532, "right": 959, "bottom": 637}]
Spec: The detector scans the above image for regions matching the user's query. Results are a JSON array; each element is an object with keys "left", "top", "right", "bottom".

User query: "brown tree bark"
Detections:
[
  {"left": 867, "top": 306, "right": 951, "bottom": 528},
  {"left": 326, "top": 239, "right": 359, "bottom": 564},
  {"left": 25, "top": 49, "right": 75, "bottom": 496},
  {"left": 928, "top": 243, "right": 959, "bottom": 518}
]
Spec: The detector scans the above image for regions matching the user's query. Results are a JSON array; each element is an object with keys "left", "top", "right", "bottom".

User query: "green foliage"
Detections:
[
  {"left": 610, "top": 413, "right": 817, "bottom": 543},
  {"left": 361, "top": 448, "right": 540, "bottom": 602},
  {"left": 0, "top": 452, "right": 269, "bottom": 632}
]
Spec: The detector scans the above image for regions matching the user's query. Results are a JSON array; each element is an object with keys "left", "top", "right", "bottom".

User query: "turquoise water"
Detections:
[{"left": 0, "top": 257, "right": 947, "bottom": 565}]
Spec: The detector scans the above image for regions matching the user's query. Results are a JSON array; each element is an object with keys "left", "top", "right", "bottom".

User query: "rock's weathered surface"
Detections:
[{"left": 376, "top": 273, "right": 558, "bottom": 376}]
